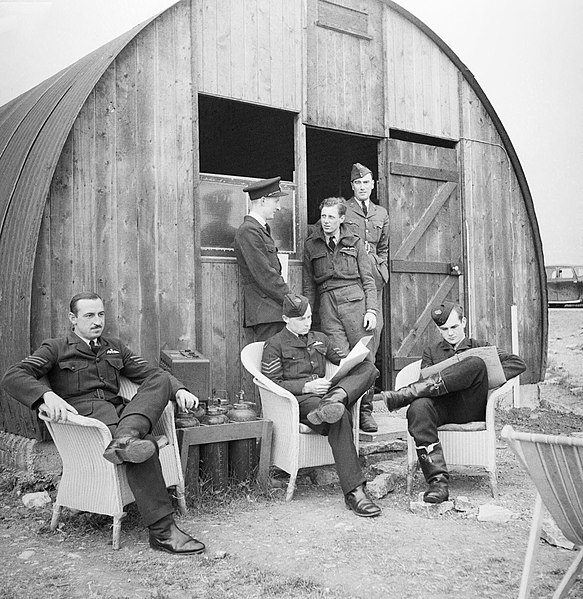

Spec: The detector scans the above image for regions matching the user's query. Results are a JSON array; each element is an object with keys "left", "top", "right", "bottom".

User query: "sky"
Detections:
[{"left": 0, "top": 0, "right": 581, "bottom": 265}]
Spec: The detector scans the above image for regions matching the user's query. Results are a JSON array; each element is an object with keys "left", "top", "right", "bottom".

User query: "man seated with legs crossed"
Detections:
[
  {"left": 2, "top": 292, "right": 205, "bottom": 555},
  {"left": 261, "top": 293, "right": 381, "bottom": 517},
  {"left": 377, "top": 301, "right": 526, "bottom": 504}
]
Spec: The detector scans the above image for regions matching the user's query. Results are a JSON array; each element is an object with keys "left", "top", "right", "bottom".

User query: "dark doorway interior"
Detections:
[
  {"left": 306, "top": 127, "right": 379, "bottom": 223},
  {"left": 198, "top": 94, "right": 295, "bottom": 180}
]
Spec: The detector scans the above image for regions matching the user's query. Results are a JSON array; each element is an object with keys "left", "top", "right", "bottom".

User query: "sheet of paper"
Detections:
[
  {"left": 327, "top": 335, "right": 373, "bottom": 385},
  {"left": 420, "top": 345, "right": 506, "bottom": 389}
]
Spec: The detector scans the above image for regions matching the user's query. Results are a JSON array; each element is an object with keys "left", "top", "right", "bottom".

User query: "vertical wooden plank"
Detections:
[
  {"left": 257, "top": 0, "right": 271, "bottom": 103},
  {"left": 243, "top": 0, "right": 259, "bottom": 101},
  {"left": 72, "top": 92, "right": 96, "bottom": 294},
  {"left": 135, "top": 21, "right": 160, "bottom": 363},
  {"left": 94, "top": 62, "right": 119, "bottom": 332},
  {"left": 115, "top": 40, "right": 140, "bottom": 352},
  {"left": 230, "top": 0, "right": 246, "bottom": 100}
]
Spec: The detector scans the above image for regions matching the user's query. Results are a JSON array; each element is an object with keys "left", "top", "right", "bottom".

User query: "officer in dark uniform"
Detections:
[
  {"left": 261, "top": 293, "right": 381, "bottom": 517},
  {"left": 234, "top": 176, "right": 290, "bottom": 342},
  {"left": 344, "top": 163, "right": 390, "bottom": 432},
  {"left": 2, "top": 292, "right": 205, "bottom": 555},
  {"left": 377, "top": 301, "right": 526, "bottom": 503}
]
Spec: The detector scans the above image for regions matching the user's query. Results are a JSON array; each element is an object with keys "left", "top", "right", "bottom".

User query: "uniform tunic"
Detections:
[
  {"left": 408, "top": 337, "right": 527, "bottom": 448},
  {"left": 2, "top": 331, "right": 187, "bottom": 526},
  {"left": 234, "top": 215, "right": 290, "bottom": 338},
  {"left": 344, "top": 197, "right": 390, "bottom": 353},
  {"left": 261, "top": 326, "right": 378, "bottom": 494},
  {"left": 303, "top": 223, "right": 376, "bottom": 354}
]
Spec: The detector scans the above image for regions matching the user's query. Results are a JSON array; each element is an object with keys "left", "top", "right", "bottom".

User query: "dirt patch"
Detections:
[{"left": 1, "top": 309, "right": 582, "bottom": 599}]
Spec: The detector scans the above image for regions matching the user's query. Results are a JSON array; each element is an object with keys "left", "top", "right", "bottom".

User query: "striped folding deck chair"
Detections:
[{"left": 502, "top": 425, "right": 583, "bottom": 599}]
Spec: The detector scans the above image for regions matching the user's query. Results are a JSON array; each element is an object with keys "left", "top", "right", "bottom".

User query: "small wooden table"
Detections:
[{"left": 177, "top": 419, "right": 273, "bottom": 496}]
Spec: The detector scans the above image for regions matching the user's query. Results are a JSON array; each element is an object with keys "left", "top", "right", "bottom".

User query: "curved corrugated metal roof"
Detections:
[{"left": 0, "top": 13, "right": 161, "bottom": 375}]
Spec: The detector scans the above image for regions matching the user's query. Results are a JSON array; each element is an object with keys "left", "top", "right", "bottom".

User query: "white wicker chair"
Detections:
[
  {"left": 41, "top": 376, "right": 186, "bottom": 549},
  {"left": 400, "top": 360, "right": 517, "bottom": 497},
  {"left": 240, "top": 342, "right": 361, "bottom": 502}
]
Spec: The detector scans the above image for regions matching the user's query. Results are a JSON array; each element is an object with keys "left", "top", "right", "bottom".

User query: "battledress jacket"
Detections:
[
  {"left": 344, "top": 197, "right": 390, "bottom": 289},
  {"left": 2, "top": 331, "right": 184, "bottom": 427},
  {"left": 421, "top": 337, "right": 527, "bottom": 381},
  {"left": 233, "top": 215, "right": 290, "bottom": 327},
  {"left": 261, "top": 328, "right": 345, "bottom": 397},
  {"left": 302, "top": 224, "right": 377, "bottom": 313}
]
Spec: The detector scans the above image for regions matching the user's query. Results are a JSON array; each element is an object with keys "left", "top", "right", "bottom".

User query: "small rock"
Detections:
[
  {"left": 366, "top": 473, "right": 396, "bottom": 499},
  {"left": 370, "top": 460, "right": 405, "bottom": 477},
  {"left": 410, "top": 496, "right": 454, "bottom": 517},
  {"left": 541, "top": 517, "right": 576, "bottom": 550},
  {"left": 569, "top": 387, "right": 583, "bottom": 395},
  {"left": 213, "top": 550, "right": 228, "bottom": 559},
  {"left": 477, "top": 504, "right": 516, "bottom": 523},
  {"left": 311, "top": 466, "right": 339, "bottom": 487},
  {"left": 453, "top": 496, "right": 473, "bottom": 512},
  {"left": 18, "top": 550, "right": 35, "bottom": 560},
  {"left": 22, "top": 492, "right": 51, "bottom": 509}
]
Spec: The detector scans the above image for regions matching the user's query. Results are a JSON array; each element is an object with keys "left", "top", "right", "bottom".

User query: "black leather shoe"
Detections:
[
  {"left": 307, "top": 401, "right": 345, "bottom": 425},
  {"left": 423, "top": 477, "right": 449, "bottom": 504},
  {"left": 103, "top": 434, "right": 156, "bottom": 465},
  {"left": 344, "top": 485, "right": 381, "bottom": 517},
  {"left": 149, "top": 521, "right": 206, "bottom": 555},
  {"left": 359, "top": 412, "right": 378, "bottom": 433}
]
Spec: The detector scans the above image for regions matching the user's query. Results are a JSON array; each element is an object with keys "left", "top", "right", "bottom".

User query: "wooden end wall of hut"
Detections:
[
  {"left": 460, "top": 80, "right": 544, "bottom": 382},
  {"left": 195, "top": 0, "right": 302, "bottom": 111},
  {"left": 385, "top": 8, "right": 460, "bottom": 140},
  {"left": 31, "top": 2, "right": 197, "bottom": 363},
  {"left": 306, "top": 0, "right": 385, "bottom": 136}
]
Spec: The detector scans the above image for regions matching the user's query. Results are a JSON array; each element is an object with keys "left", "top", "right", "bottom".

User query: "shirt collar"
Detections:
[{"left": 248, "top": 211, "right": 267, "bottom": 228}]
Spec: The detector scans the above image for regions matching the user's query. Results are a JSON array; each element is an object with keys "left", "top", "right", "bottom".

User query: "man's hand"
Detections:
[
  {"left": 302, "top": 378, "right": 331, "bottom": 396},
  {"left": 175, "top": 389, "right": 198, "bottom": 412},
  {"left": 39, "top": 391, "right": 78, "bottom": 422},
  {"left": 363, "top": 312, "right": 377, "bottom": 331}
]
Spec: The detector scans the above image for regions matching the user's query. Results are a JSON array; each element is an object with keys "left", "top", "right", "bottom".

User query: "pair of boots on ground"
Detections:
[
  {"left": 377, "top": 373, "right": 450, "bottom": 504},
  {"left": 307, "top": 386, "right": 382, "bottom": 518},
  {"left": 103, "top": 414, "right": 205, "bottom": 555}
]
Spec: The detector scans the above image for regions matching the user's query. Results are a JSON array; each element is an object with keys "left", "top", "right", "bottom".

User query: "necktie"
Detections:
[
  {"left": 89, "top": 340, "right": 99, "bottom": 355},
  {"left": 299, "top": 334, "right": 308, "bottom": 343},
  {"left": 361, "top": 201, "right": 368, "bottom": 216},
  {"left": 328, "top": 237, "right": 336, "bottom": 251},
  {"left": 265, "top": 223, "right": 271, "bottom": 236}
]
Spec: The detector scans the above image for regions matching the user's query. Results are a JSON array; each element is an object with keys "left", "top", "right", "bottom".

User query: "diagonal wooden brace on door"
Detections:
[
  {"left": 393, "top": 180, "right": 457, "bottom": 261},
  {"left": 394, "top": 275, "right": 458, "bottom": 364}
]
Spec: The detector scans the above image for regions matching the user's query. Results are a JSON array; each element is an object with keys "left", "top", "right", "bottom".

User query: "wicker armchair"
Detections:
[
  {"left": 41, "top": 377, "right": 186, "bottom": 549},
  {"left": 400, "top": 360, "right": 517, "bottom": 497},
  {"left": 240, "top": 342, "right": 361, "bottom": 501}
]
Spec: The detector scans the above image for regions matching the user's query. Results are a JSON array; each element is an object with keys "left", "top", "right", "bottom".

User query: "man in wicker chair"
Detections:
[
  {"left": 376, "top": 301, "right": 526, "bottom": 504},
  {"left": 261, "top": 292, "right": 381, "bottom": 517},
  {"left": 2, "top": 292, "right": 205, "bottom": 555}
]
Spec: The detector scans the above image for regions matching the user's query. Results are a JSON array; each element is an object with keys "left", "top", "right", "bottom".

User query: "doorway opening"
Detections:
[
  {"left": 305, "top": 127, "right": 386, "bottom": 389},
  {"left": 306, "top": 127, "right": 379, "bottom": 223}
]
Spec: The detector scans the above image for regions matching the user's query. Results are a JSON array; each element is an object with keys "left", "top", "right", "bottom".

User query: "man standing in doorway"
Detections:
[
  {"left": 234, "top": 177, "right": 290, "bottom": 342},
  {"left": 344, "top": 163, "right": 390, "bottom": 432},
  {"left": 303, "top": 196, "right": 377, "bottom": 360}
]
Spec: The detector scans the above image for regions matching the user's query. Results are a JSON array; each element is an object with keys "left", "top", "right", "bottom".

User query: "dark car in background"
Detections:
[{"left": 546, "top": 265, "right": 583, "bottom": 307}]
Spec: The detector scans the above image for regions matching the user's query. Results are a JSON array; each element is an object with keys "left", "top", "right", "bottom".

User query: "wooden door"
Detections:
[{"left": 385, "top": 139, "right": 463, "bottom": 380}]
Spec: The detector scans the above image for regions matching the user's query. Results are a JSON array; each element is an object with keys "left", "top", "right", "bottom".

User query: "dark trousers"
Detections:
[
  {"left": 407, "top": 356, "right": 489, "bottom": 449},
  {"left": 107, "top": 372, "right": 176, "bottom": 527},
  {"left": 297, "top": 361, "right": 378, "bottom": 494},
  {"left": 253, "top": 321, "right": 286, "bottom": 342}
]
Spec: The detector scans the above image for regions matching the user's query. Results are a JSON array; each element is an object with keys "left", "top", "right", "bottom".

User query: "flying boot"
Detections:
[
  {"left": 376, "top": 373, "right": 448, "bottom": 412},
  {"left": 359, "top": 387, "right": 378, "bottom": 432},
  {"left": 417, "top": 443, "right": 449, "bottom": 504}
]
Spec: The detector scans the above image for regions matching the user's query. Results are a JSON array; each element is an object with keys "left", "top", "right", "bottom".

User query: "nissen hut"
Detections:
[{"left": 0, "top": 0, "right": 546, "bottom": 438}]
